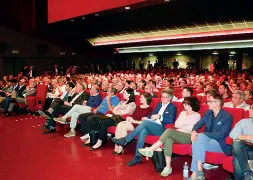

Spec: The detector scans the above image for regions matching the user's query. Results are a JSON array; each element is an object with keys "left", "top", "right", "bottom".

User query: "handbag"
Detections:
[{"left": 151, "top": 149, "right": 166, "bottom": 172}]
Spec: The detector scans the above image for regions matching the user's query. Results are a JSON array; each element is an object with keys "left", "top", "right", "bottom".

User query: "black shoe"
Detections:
[
  {"left": 38, "top": 110, "right": 51, "bottom": 119},
  {"left": 4, "top": 112, "right": 12, "bottom": 117},
  {"left": 90, "top": 145, "right": 102, "bottom": 151},
  {"left": 127, "top": 156, "right": 142, "bottom": 167},
  {"left": 111, "top": 137, "right": 128, "bottom": 146},
  {"left": 81, "top": 143, "right": 90, "bottom": 147},
  {"left": 42, "top": 128, "right": 56, "bottom": 135},
  {"left": 40, "top": 124, "right": 48, "bottom": 130},
  {"left": 244, "top": 171, "right": 253, "bottom": 180},
  {"left": 1, "top": 110, "right": 8, "bottom": 114}
]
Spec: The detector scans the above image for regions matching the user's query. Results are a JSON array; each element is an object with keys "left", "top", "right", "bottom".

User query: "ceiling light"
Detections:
[
  {"left": 125, "top": 6, "right": 131, "bottom": 10},
  {"left": 95, "top": 14, "right": 99, "bottom": 16},
  {"left": 230, "top": 51, "right": 236, "bottom": 54},
  {"left": 70, "top": 19, "right": 74, "bottom": 22},
  {"left": 82, "top": 17, "right": 85, "bottom": 20},
  {"left": 212, "top": 52, "right": 219, "bottom": 55},
  {"left": 165, "top": 0, "right": 170, "bottom": 2},
  {"left": 148, "top": 53, "right": 154, "bottom": 56},
  {"left": 229, "top": 54, "right": 234, "bottom": 57},
  {"left": 176, "top": 53, "right": 182, "bottom": 56}
]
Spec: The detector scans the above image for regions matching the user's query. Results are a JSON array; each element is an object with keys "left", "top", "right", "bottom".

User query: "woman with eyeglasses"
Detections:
[
  {"left": 113, "top": 92, "right": 153, "bottom": 155},
  {"left": 138, "top": 96, "right": 201, "bottom": 177}
]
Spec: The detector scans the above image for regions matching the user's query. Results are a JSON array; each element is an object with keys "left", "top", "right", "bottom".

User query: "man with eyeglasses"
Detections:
[
  {"left": 229, "top": 104, "right": 253, "bottom": 180},
  {"left": 189, "top": 94, "right": 232, "bottom": 180},
  {"left": 112, "top": 89, "right": 177, "bottom": 167}
]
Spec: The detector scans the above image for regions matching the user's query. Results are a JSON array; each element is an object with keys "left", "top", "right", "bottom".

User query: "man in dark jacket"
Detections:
[{"left": 189, "top": 94, "right": 232, "bottom": 180}]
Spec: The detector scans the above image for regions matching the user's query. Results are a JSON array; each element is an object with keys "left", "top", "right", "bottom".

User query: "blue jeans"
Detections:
[
  {"left": 233, "top": 140, "right": 253, "bottom": 180},
  {"left": 191, "top": 133, "right": 223, "bottom": 172},
  {"left": 3, "top": 96, "right": 11, "bottom": 111},
  {"left": 125, "top": 120, "right": 165, "bottom": 156}
]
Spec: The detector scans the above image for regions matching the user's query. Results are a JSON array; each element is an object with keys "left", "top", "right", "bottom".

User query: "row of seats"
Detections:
[{"left": 106, "top": 97, "right": 248, "bottom": 175}]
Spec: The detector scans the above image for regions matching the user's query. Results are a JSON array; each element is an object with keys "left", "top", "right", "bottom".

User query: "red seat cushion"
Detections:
[
  {"left": 107, "top": 126, "right": 116, "bottom": 134},
  {"left": 172, "top": 144, "right": 191, "bottom": 155},
  {"left": 144, "top": 135, "right": 160, "bottom": 145},
  {"left": 150, "top": 98, "right": 160, "bottom": 110},
  {"left": 222, "top": 156, "right": 234, "bottom": 173}
]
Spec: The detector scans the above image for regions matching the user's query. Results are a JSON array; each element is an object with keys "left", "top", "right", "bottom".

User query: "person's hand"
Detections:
[
  {"left": 151, "top": 114, "right": 160, "bottom": 120},
  {"left": 141, "top": 117, "right": 148, "bottom": 121},
  {"left": 126, "top": 117, "right": 134, "bottom": 122},
  {"left": 191, "top": 131, "right": 198, "bottom": 142},
  {"left": 82, "top": 100, "right": 87, "bottom": 106},
  {"left": 247, "top": 135, "right": 253, "bottom": 142},
  {"left": 64, "top": 101, "right": 71, "bottom": 106},
  {"left": 106, "top": 95, "right": 111, "bottom": 101},
  {"left": 93, "top": 108, "right": 98, "bottom": 113}
]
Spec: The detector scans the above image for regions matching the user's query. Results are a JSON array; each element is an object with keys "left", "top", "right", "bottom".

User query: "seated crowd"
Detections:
[{"left": 1, "top": 68, "right": 253, "bottom": 180}]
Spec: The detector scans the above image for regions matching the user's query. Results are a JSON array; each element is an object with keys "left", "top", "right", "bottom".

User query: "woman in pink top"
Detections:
[{"left": 138, "top": 97, "right": 201, "bottom": 177}]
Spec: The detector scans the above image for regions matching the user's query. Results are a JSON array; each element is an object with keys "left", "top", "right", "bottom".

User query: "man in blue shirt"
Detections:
[
  {"left": 230, "top": 104, "right": 253, "bottom": 180},
  {"left": 79, "top": 88, "right": 120, "bottom": 140},
  {"left": 112, "top": 89, "right": 177, "bottom": 166},
  {"left": 190, "top": 94, "right": 232, "bottom": 180}
]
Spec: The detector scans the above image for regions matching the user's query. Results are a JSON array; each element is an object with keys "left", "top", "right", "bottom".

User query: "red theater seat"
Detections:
[
  {"left": 150, "top": 98, "right": 160, "bottom": 110},
  {"left": 99, "top": 92, "right": 107, "bottom": 100},
  {"left": 246, "top": 99, "right": 253, "bottom": 105},
  {"left": 222, "top": 156, "right": 234, "bottom": 173}
]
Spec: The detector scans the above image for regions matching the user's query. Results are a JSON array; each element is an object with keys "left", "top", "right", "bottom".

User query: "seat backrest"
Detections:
[
  {"left": 99, "top": 92, "right": 107, "bottom": 100},
  {"left": 201, "top": 96, "right": 207, "bottom": 104},
  {"left": 116, "top": 93, "right": 124, "bottom": 101},
  {"left": 36, "top": 84, "right": 48, "bottom": 102},
  {"left": 196, "top": 95, "right": 202, "bottom": 103},
  {"left": 135, "top": 95, "right": 141, "bottom": 106},
  {"left": 244, "top": 110, "right": 249, "bottom": 118},
  {"left": 223, "top": 107, "right": 244, "bottom": 129},
  {"left": 154, "top": 92, "right": 161, "bottom": 98},
  {"left": 199, "top": 104, "right": 209, "bottom": 117},
  {"left": 150, "top": 98, "right": 160, "bottom": 110},
  {"left": 246, "top": 99, "right": 253, "bottom": 105},
  {"left": 172, "top": 101, "right": 183, "bottom": 119}
]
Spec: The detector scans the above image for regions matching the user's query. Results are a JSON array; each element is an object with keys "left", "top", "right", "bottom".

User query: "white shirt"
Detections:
[
  {"left": 134, "top": 90, "right": 140, "bottom": 95},
  {"left": 223, "top": 101, "right": 250, "bottom": 110},
  {"left": 156, "top": 102, "right": 170, "bottom": 125}
]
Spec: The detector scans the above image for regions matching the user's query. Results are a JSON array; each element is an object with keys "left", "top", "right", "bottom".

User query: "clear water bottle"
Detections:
[{"left": 183, "top": 162, "right": 189, "bottom": 178}]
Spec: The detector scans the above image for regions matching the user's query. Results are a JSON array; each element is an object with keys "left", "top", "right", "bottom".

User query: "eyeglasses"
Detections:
[
  {"left": 206, "top": 100, "right": 217, "bottom": 104},
  {"left": 161, "top": 96, "right": 169, "bottom": 99}
]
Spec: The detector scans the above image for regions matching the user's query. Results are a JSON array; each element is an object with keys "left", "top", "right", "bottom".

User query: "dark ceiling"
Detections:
[{"left": 2, "top": 0, "right": 253, "bottom": 53}]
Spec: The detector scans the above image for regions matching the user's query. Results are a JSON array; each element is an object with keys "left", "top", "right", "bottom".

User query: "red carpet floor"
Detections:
[{"left": 0, "top": 114, "right": 231, "bottom": 180}]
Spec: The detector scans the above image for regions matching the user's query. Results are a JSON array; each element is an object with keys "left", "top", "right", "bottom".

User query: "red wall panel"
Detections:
[{"left": 48, "top": 0, "right": 145, "bottom": 23}]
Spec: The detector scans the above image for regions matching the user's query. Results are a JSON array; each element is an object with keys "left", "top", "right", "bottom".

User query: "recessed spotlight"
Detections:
[
  {"left": 70, "top": 19, "right": 74, "bottom": 22},
  {"left": 229, "top": 54, "right": 234, "bottom": 57},
  {"left": 82, "top": 17, "right": 85, "bottom": 20},
  {"left": 212, "top": 52, "right": 219, "bottom": 55},
  {"left": 230, "top": 51, "right": 236, "bottom": 54},
  {"left": 176, "top": 53, "right": 182, "bottom": 56},
  {"left": 125, "top": 6, "right": 131, "bottom": 10},
  {"left": 165, "top": 0, "right": 170, "bottom": 2},
  {"left": 95, "top": 14, "right": 99, "bottom": 16}
]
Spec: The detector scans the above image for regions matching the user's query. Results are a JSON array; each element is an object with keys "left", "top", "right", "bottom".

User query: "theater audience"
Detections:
[
  {"left": 138, "top": 97, "right": 201, "bottom": 177},
  {"left": 112, "top": 89, "right": 177, "bottom": 166},
  {"left": 144, "top": 84, "right": 156, "bottom": 98}
]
